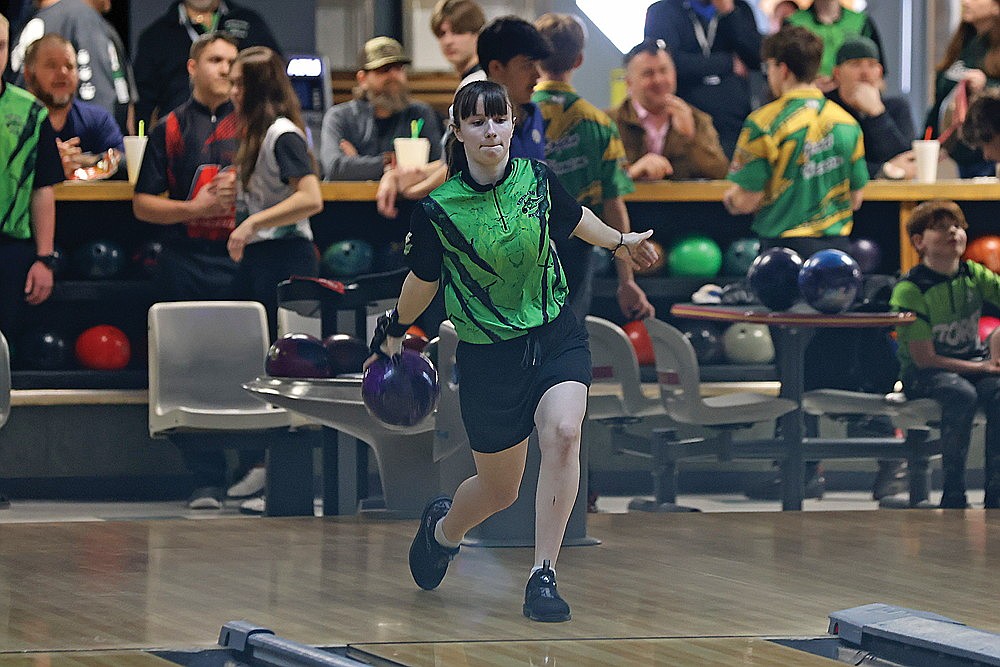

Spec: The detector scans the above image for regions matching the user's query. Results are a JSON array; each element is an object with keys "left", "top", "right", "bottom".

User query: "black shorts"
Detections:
[{"left": 456, "top": 308, "right": 591, "bottom": 454}]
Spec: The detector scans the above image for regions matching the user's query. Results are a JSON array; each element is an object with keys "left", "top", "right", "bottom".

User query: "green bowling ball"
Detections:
[
  {"left": 722, "top": 237, "right": 761, "bottom": 276},
  {"left": 668, "top": 235, "right": 722, "bottom": 277},
  {"left": 722, "top": 323, "right": 774, "bottom": 364},
  {"left": 321, "top": 239, "right": 374, "bottom": 279}
]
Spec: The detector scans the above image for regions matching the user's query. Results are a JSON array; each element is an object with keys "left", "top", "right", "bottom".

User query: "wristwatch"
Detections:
[{"left": 35, "top": 252, "right": 60, "bottom": 270}]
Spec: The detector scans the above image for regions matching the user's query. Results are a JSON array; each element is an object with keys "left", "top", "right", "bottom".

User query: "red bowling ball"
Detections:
[
  {"left": 75, "top": 325, "right": 131, "bottom": 370},
  {"left": 622, "top": 320, "right": 655, "bottom": 366},
  {"left": 266, "top": 333, "right": 333, "bottom": 378}
]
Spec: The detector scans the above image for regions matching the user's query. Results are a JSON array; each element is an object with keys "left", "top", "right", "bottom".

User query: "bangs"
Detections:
[{"left": 453, "top": 80, "right": 511, "bottom": 122}]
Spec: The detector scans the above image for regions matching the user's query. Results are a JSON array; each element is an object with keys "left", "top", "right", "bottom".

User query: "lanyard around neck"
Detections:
[{"left": 685, "top": 3, "right": 719, "bottom": 57}]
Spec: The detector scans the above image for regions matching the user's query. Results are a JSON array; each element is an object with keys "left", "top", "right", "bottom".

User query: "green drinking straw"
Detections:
[
  {"left": 410, "top": 119, "right": 424, "bottom": 138},
  {"left": 139, "top": 120, "right": 145, "bottom": 138}
]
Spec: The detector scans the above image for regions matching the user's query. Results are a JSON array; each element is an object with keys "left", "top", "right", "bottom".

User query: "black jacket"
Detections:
[
  {"left": 133, "top": 0, "right": 280, "bottom": 128},
  {"left": 826, "top": 88, "right": 914, "bottom": 178}
]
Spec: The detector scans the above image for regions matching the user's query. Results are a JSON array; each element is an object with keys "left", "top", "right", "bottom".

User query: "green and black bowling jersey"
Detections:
[
  {"left": 0, "top": 83, "right": 63, "bottom": 240},
  {"left": 406, "top": 158, "right": 584, "bottom": 344},
  {"left": 891, "top": 260, "right": 1000, "bottom": 377}
]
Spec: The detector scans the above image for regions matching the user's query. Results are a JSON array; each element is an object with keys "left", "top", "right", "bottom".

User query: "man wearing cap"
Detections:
[
  {"left": 320, "top": 37, "right": 444, "bottom": 182},
  {"left": 827, "top": 36, "right": 916, "bottom": 180}
]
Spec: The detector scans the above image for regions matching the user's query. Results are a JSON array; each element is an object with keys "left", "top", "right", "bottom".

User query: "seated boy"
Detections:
[{"left": 891, "top": 200, "right": 1000, "bottom": 509}]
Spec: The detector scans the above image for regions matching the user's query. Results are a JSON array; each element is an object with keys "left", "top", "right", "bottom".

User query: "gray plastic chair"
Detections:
[
  {"left": 584, "top": 315, "right": 663, "bottom": 421},
  {"left": 148, "top": 301, "right": 316, "bottom": 516},
  {"left": 627, "top": 318, "right": 796, "bottom": 511},
  {"left": 0, "top": 331, "right": 10, "bottom": 430}
]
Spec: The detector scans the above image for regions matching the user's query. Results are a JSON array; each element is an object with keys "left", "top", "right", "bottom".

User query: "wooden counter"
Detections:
[{"left": 55, "top": 178, "right": 1000, "bottom": 271}]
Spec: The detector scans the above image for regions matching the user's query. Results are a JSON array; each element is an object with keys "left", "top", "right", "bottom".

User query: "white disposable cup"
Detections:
[
  {"left": 912, "top": 139, "right": 940, "bottom": 183},
  {"left": 393, "top": 137, "right": 430, "bottom": 168},
  {"left": 123, "top": 135, "right": 149, "bottom": 184}
]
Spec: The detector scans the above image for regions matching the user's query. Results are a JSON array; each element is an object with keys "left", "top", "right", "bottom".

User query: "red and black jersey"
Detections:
[{"left": 135, "top": 98, "right": 241, "bottom": 242}]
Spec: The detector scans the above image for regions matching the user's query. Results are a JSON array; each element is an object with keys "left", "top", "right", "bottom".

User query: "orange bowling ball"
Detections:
[
  {"left": 965, "top": 235, "right": 1000, "bottom": 272},
  {"left": 622, "top": 320, "right": 655, "bottom": 366}
]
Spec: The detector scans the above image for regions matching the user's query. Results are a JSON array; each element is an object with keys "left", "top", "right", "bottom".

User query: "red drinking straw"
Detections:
[{"left": 924, "top": 126, "right": 933, "bottom": 141}]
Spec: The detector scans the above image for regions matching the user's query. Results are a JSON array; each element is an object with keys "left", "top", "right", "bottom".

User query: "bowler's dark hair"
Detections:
[
  {"left": 906, "top": 200, "right": 968, "bottom": 239},
  {"left": 477, "top": 16, "right": 551, "bottom": 72},
  {"left": 762, "top": 25, "right": 823, "bottom": 83},
  {"left": 446, "top": 80, "right": 512, "bottom": 176}
]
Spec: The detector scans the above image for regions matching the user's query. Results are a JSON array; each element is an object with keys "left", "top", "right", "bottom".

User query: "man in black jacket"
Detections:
[
  {"left": 644, "top": 0, "right": 762, "bottom": 158},
  {"left": 133, "top": 0, "right": 280, "bottom": 128},
  {"left": 826, "top": 36, "right": 916, "bottom": 180}
]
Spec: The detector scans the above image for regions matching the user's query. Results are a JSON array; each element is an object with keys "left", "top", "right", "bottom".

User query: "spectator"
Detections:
[
  {"left": 827, "top": 36, "right": 916, "bottom": 180},
  {"left": 133, "top": 0, "right": 280, "bottom": 130},
  {"left": 785, "top": 0, "right": 885, "bottom": 92},
  {"left": 891, "top": 200, "right": 1000, "bottom": 509},
  {"left": 723, "top": 25, "right": 872, "bottom": 500},
  {"left": 132, "top": 32, "right": 242, "bottom": 511},
  {"left": 533, "top": 13, "right": 654, "bottom": 323},
  {"left": 644, "top": 0, "right": 762, "bottom": 158},
  {"left": 925, "top": 0, "right": 999, "bottom": 178},
  {"left": 431, "top": 0, "right": 487, "bottom": 88},
  {"left": 23, "top": 33, "right": 124, "bottom": 181},
  {"left": 376, "top": 1, "right": 485, "bottom": 219},
  {"left": 961, "top": 87, "right": 1000, "bottom": 162},
  {"left": 320, "top": 37, "right": 443, "bottom": 182},
  {"left": 0, "top": 12, "right": 63, "bottom": 510},
  {"left": 10, "top": 0, "right": 136, "bottom": 134},
  {"left": 610, "top": 38, "right": 729, "bottom": 182}
]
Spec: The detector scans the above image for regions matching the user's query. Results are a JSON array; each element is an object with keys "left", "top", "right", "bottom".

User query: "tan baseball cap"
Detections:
[{"left": 361, "top": 36, "right": 412, "bottom": 70}]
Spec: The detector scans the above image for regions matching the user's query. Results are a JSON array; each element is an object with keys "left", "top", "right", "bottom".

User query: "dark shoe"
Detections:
[
  {"left": 523, "top": 560, "right": 571, "bottom": 622},
  {"left": 984, "top": 493, "right": 999, "bottom": 509},
  {"left": 187, "top": 486, "right": 223, "bottom": 510},
  {"left": 409, "top": 495, "right": 459, "bottom": 590},
  {"left": 587, "top": 490, "right": 599, "bottom": 514},
  {"left": 0, "top": 493, "right": 9, "bottom": 510},
  {"left": 939, "top": 493, "right": 971, "bottom": 509},
  {"left": 744, "top": 473, "right": 825, "bottom": 501},
  {"left": 872, "top": 461, "right": 908, "bottom": 500}
]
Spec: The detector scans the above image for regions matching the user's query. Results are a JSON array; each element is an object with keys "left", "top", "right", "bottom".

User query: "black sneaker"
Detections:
[
  {"left": 0, "top": 493, "right": 9, "bottom": 510},
  {"left": 939, "top": 493, "right": 971, "bottom": 509},
  {"left": 409, "top": 495, "right": 459, "bottom": 590},
  {"left": 523, "top": 560, "right": 571, "bottom": 623}
]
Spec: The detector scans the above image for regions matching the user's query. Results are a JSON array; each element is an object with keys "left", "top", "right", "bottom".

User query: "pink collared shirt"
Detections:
[{"left": 631, "top": 98, "right": 671, "bottom": 156}]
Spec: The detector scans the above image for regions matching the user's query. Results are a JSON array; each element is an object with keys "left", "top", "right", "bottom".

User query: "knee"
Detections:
[
  {"left": 540, "top": 420, "right": 582, "bottom": 465},
  {"left": 484, "top": 482, "right": 519, "bottom": 512}
]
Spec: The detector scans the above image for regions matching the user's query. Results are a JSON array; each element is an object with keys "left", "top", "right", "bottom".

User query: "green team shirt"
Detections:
[
  {"left": 786, "top": 8, "right": 874, "bottom": 77},
  {"left": 728, "top": 88, "right": 868, "bottom": 239},
  {"left": 531, "top": 81, "right": 634, "bottom": 207},
  {"left": 891, "top": 260, "right": 1000, "bottom": 377},
  {"left": 0, "top": 84, "right": 49, "bottom": 240},
  {"left": 406, "top": 159, "right": 583, "bottom": 344}
]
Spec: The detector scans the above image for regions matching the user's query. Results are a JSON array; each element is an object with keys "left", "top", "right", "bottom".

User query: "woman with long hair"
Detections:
[
  {"left": 226, "top": 46, "right": 323, "bottom": 339},
  {"left": 927, "top": 0, "right": 1000, "bottom": 177},
  {"left": 366, "top": 80, "right": 658, "bottom": 622}
]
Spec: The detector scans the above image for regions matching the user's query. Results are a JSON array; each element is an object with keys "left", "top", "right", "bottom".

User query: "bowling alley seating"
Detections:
[
  {"left": 640, "top": 318, "right": 798, "bottom": 510},
  {"left": 148, "top": 301, "right": 319, "bottom": 516},
  {"left": 800, "top": 389, "right": 966, "bottom": 507},
  {"left": 0, "top": 332, "right": 10, "bottom": 430}
]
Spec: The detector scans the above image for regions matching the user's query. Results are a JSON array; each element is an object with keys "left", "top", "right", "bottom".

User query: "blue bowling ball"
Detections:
[
  {"left": 322, "top": 239, "right": 375, "bottom": 279},
  {"left": 73, "top": 240, "right": 125, "bottom": 279},
  {"left": 798, "top": 249, "right": 862, "bottom": 314},
  {"left": 747, "top": 247, "right": 803, "bottom": 311},
  {"left": 362, "top": 349, "right": 439, "bottom": 430}
]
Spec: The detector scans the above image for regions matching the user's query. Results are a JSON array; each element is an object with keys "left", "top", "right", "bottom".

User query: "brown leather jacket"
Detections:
[{"left": 611, "top": 96, "right": 730, "bottom": 180}]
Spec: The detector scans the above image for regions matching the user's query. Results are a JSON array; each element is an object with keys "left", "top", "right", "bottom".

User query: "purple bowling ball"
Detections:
[
  {"left": 266, "top": 333, "right": 333, "bottom": 378},
  {"left": 747, "top": 247, "right": 803, "bottom": 311},
  {"left": 362, "top": 349, "right": 439, "bottom": 430},
  {"left": 849, "top": 238, "right": 882, "bottom": 273},
  {"left": 798, "top": 249, "right": 862, "bottom": 314},
  {"left": 323, "top": 334, "right": 369, "bottom": 376}
]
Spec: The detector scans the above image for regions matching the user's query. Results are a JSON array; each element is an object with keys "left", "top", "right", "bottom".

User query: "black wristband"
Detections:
[{"left": 386, "top": 308, "right": 410, "bottom": 338}]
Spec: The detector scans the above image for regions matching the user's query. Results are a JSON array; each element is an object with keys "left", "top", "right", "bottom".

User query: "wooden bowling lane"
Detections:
[
  {"left": 1, "top": 511, "right": 998, "bottom": 654},
  {"left": 349, "top": 638, "right": 842, "bottom": 666},
  {"left": 0, "top": 652, "right": 174, "bottom": 666}
]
